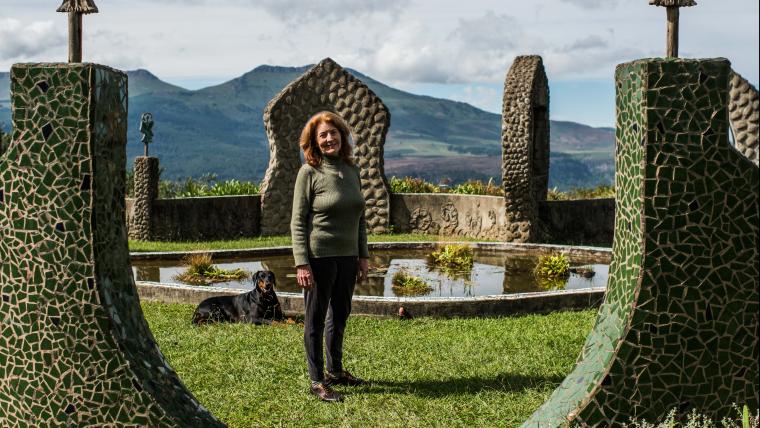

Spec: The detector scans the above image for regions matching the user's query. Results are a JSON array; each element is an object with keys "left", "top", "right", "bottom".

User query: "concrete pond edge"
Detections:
[{"left": 134, "top": 241, "right": 611, "bottom": 318}]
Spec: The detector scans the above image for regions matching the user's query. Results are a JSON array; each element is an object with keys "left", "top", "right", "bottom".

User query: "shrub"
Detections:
[
  {"left": 391, "top": 270, "right": 433, "bottom": 296},
  {"left": 173, "top": 253, "right": 248, "bottom": 285},
  {"left": 428, "top": 244, "right": 474, "bottom": 273},
  {"left": 389, "top": 176, "right": 441, "bottom": 193},
  {"left": 449, "top": 178, "right": 503, "bottom": 196},
  {"left": 534, "top": 253, "right": 570, "bottom": 279}
]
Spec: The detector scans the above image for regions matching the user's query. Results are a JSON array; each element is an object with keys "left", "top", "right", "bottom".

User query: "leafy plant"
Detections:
[
  {"left": 428, "top": 244, "right": 474, "bottom": 273},
  {"left": 173, "top": 253, "right": 248, "bottom": 285},
  {"left": 449, "top": 178, "right": 503, "bottom": 196},
  {"left": 389, "top": 176, "right": 441, "bottom": 193},
  {"left": 534, "top": 253, "right": 572, "bottom": 289},
  {"left": 622, "top": 405, "right": 759, "bottom": 428},
  {"left": 391, "top": 270, "right": 433, "bottom": 296}
]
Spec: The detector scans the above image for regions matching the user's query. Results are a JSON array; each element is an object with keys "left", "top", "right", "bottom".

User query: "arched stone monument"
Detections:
[
  {"left": 524, "top": 58, "right": 759, "bottom": 426},
  {"left": 259, "top": 58, "right": 391, "bottom": 236},
  {"left": 729, "top": 70, "right": 759, "bottom": 165},
  {"left": 0, "top": 63, "right": 222, "bottom": 426},
  {"left": 501, "top": 55, "right": 550, "bottom": 242}
]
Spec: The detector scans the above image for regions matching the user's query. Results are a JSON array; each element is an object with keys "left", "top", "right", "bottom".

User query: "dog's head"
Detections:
[{"left": 252, "top": 270, "right": 276, "bottom": 297}]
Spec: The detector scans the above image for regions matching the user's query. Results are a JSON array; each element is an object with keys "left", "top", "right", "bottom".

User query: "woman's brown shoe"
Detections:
[
  {"left": 325, "top": 370, "right": 367, "bottom": 387},
  {"left": 310, "top": 383, "right": 344, "bottom": 402}
]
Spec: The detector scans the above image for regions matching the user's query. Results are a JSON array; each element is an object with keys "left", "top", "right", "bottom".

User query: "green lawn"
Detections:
[
  {"left": 142, "top": 302, "right": 595, "bottom": 427},
  {"left": 129, "top": 233, "right": 493, "bottom": 252}
]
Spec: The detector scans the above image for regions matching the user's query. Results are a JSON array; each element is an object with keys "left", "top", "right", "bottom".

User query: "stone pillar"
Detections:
[
  {"left": 501, "top": 55, "right": 550, "bottom": 242},
  {"left": 129, "top": 156, "right": 159, "bottom": 240},
  {"left": 524, "top": 58, "right": 759, "bottom": 426},
  {"left": 0, "top": 63, "right": 221, "bottom": 426}
]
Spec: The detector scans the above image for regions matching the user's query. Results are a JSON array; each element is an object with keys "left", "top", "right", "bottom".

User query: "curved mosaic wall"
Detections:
[
  {"left": 501, "top": 55, "right": 550, "bottom": 243},
  {"left": 524, "top": 58, "right": 759, "bottom": 425},
  {"left": 260, "top": 58, "right": 391, "bottom": 236},
  {"left": 0, "top": 63, "right": 222, "bottom": 426},
  {"left": 729, "top": 70, "right": 759, "bottom": 165}
]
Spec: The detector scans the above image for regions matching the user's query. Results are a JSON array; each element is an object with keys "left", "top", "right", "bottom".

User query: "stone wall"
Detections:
[
  {"left": 729, "top": 70, "right": 759, "bottom": 164},
  {"left": 126, "top": 195, "right": 260, "bottom": 241},
  {"left": 501, "top": 55, "right": 550, "bottom": 243},
  {"left": 260, "top": 58, "right": 391, "bottom": 236},
  {"left": 0, "top": 63, "right": 221, "bottom": 426},
  {"left": 539, "top": 199, "right": 615, "bottom": 246},
  {"left": 390, "top": 194, "right": 509, "bottom": 240},
  {"left": 526, "top": 58, "right": 759, "bottom": 426}
]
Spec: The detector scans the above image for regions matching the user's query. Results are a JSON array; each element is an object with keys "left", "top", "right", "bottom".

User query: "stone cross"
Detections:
[
  {"left": 140, "top": 113, "right": 154, "bottom": 157},
  {"left": 649, "top": 0, "right": 696, "bottom": 58},
  {"left": 56, "top": 0, "right": 99, "bottom": 63}
]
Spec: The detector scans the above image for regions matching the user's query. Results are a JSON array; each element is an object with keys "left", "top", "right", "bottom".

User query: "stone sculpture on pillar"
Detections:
[{"left": 129, "top": 112, "right": 160, "bottom": 241}]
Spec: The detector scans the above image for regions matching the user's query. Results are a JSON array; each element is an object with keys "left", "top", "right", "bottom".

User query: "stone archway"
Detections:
[
  {"left": 259, "top": 58, "right": 391, "bottom": 236},
  {"left": 0, "top": 64, "right": 222, "bottom": 426},
  {"left": 501, "top": 55, "right": 550, "bottom": 243}
]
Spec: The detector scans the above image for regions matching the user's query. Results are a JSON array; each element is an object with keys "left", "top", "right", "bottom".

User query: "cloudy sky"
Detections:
[{"left": 2, "top": 0, "right": 758, "bottom": 126}]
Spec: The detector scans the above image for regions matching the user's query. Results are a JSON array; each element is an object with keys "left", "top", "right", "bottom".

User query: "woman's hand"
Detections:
[
  {"left": 357, "top": 258, "right": 369, "bottom": 282},
  {"left": 296, "top": 265, "right": 314, "bottom": 289}
]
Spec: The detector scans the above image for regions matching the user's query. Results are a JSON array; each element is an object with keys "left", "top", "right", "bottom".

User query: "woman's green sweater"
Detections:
[{"left": 290, "top": 156, "right": 369, "bottom": 267}]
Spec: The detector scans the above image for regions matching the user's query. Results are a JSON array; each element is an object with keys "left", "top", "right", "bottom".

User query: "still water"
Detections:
[{"left": 132, "top": 249, "right": 608, "bottom": 298}]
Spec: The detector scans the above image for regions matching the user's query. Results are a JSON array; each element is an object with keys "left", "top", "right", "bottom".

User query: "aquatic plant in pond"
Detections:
[
  {"left": 391, "top": 270, "right": 433, "bottom": 296},
  {"left": 173, "top": 253, "right": 249, "bottom": 285},
  {"left": 533, "top": 253, "right": 570, "bottom": 279},
  {"left": 428, "top": 244, "right": 474, "bottom": 274}
]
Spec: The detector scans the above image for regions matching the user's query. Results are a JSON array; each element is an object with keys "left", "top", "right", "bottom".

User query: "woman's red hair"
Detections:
[{"left": 300, "top": 111, "right": 353, "bottom": 167}]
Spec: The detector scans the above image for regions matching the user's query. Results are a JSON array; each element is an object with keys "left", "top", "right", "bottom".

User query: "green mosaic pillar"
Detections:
[
  {"left": 0, "top": 64, "right": 223, "bottom": 426},
  {"left": 523, "top": 58, "right": 759, "bottom": 426}
]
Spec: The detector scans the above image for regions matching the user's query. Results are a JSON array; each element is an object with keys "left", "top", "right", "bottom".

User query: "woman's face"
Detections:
[{"left": 315, "top": 121, "right": 342, "bottom": 157}]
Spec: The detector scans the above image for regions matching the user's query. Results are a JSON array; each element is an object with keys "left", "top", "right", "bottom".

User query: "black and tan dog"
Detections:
[{"left": 192, "top": 270, "right": 284, "bottom": 325}]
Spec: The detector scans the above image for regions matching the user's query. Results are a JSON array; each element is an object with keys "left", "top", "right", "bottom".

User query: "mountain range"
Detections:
[{"left": 0, "top": 65, "right": 615, "bottom": 190}]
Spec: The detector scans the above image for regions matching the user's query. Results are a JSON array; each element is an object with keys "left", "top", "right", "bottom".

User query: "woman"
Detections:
[{"left": 291, "top": 111, "right": 369, "bottom": 402}]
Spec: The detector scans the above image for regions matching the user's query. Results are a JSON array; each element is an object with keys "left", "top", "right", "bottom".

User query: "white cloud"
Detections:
[
  {"left": 561, "top": 34, "right": 609, "bottom": 52},
  {"left": 0, "top": 18, "right": 66, "bottom": 60},
  {"left": 558, "top": 0, "right": 621, "bottom": 10}
]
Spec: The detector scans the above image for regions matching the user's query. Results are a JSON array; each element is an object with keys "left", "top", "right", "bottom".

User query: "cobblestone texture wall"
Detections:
[
  {"left": 0, "top": 64, "right": 222, "bottom": 426},
  {"left": 729, "top": 70, "right": 759, "bottom": 164},
  {"left": 128, "top": 156, "right": 159, "bottom": 240},
  {"left": 524, "top": 58, "right": 758, "bottom": 426},
  {"left": 501, "top": 55, "right": 550, "bottom": 243},
  {"left": 260, "top": 58, "right": 390, "bottom": 236}
]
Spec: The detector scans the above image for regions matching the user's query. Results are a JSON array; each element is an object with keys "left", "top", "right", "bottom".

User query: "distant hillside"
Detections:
[{"left": 0, "top": 66, "right": 615, "bottom": 190}]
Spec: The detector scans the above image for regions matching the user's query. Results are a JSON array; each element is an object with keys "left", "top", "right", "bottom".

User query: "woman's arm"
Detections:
[{"left": 291, "top": 166, "right": 313, "bottom": 268}]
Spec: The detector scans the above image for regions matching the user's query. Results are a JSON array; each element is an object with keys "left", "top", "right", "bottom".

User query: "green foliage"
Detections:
[
  {"left": 391, "top": 270, "right": 433, "bottom": 296},
  {"left": 428, "top": 244, "right": 474, "bottom": 273},
  {"left": 153, "top": 173, "right": 260, "bottom": 198},
  {"left": 547, "top": 184, "right": 615, "bottom": 200},
  {"left": 142, "top": 301, "right": 597, "bottom": 427},
  {"left": 389, "top": 176, "right": 441, "bottom": 193},
  {"left": 449, "top": 178, "right": 503, "bottom": 196},
  {"left": 623, "top": 405, "right": 759, "bottom": 428},
  {"left": 533, "top": 253, "right": 570, "bottom": 290},
  {"left": 173, "top": 253, "right": 248, "bottom": 285}
]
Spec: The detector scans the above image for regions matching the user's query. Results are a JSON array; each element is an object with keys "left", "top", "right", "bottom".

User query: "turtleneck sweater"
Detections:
[{"left": 290, "top": 155, "right": 369, "bottom": 266}]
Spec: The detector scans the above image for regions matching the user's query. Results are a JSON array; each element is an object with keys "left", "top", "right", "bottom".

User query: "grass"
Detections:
[
  {"left": 142, "top": 302, "right": 596, "bottom": 427},
  {"left": 128, "top": 233, "right": 493, "bottom": 253},
  {"left": 391, "top": 270, "right": 434, "bottom": 296}
]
